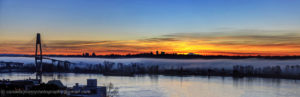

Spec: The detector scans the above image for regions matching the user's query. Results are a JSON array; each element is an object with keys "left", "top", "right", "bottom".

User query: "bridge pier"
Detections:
[{"left": 35, "top": 33, "right": 43, "bottom": 81}]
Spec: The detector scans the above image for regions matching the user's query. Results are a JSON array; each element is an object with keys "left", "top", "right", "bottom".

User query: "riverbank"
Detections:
[{"left": 1, "top": 57, "right": 300, "bottom": 80}]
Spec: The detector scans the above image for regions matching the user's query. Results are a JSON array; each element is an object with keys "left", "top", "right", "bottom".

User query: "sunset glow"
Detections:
[{"left": 1, "top": 0, "right": 300, "bottom": 56}]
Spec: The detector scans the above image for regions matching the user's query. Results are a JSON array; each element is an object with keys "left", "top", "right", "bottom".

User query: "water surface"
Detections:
[{"left": 0, "top": 73, "right": 299, "bottom": 97}]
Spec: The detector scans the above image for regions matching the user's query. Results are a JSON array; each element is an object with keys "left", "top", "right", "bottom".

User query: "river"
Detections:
[{"left": 0, "top": 73, "right": 299, "bottom": 97}]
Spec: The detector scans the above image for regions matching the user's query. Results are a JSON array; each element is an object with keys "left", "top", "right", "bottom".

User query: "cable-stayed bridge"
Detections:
[{"left": 34, "top": 33, "right": 74, "bottom": 81}]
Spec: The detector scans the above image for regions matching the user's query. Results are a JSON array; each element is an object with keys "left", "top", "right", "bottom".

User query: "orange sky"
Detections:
[
  {"left": 1, "top": 0, "right": 300, "bottom": 56},
  {"left": 1, "top": 30, "right": 300, "bottom": 56}
]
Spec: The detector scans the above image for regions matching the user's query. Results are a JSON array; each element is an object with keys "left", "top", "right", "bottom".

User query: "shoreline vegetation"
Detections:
[
  {"left": 3, "top": 53, "right": 300, "bottom": 60},
  {"left": 1, "top": 71, "right": 300, "bottom": 80},
  {"left": 1, "top": 60, "right": 300, "bottom": 80}
]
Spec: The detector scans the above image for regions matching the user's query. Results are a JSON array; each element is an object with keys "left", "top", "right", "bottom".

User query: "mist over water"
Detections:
[
  {"left": 2, "top": 56, "right": 300, "bottom": 70},
  {"left": 1, "top": 57, "right": 300, "bottom": 97}
]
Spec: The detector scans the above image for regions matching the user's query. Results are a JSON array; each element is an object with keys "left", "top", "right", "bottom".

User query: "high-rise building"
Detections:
[
  {"left": 85, "top": 53, "right": 90, "bottom": 56},
  {"left": 92, "top": 52, "right": 96, "bottom": 57}
]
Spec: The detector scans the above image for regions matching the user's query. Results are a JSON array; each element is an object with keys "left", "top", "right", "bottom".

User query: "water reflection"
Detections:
[{"left": 0, "top": 73, "right": 299, "bottom": 97}]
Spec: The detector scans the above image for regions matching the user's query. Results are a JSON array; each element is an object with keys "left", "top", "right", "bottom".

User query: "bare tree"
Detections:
[{"left": 106, "top": 82, "right": 119, "bottom": 97}]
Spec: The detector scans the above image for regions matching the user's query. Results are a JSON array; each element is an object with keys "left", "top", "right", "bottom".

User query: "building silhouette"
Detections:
[
  {"left": 82, "top": 52, "right": 90, "bottom": 56},
  {"left": 161, "top": 51, "right": 165, "bottom": 55},
  {"left": 92, "top": 52, "right": 96, "bottom": 57}
]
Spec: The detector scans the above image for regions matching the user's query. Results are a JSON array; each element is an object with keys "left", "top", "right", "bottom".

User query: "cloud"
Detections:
[
  {"left": 205, "top": 51, "right": 266, "bottom": 55},
  {"left": 39, "top": 40, "right": 166, "bottom": 54},
  {"left": 138, "top": 37, "right": 179, "bottom": 42},
  {"left": 161, "top": 29, "right": 300, "bottom": 46},
  {"left": 105, "top": 50, "right": 137, "bottom": 53},
  {"left": 1, "top": 29, "right": 300, "bottom": 55}
]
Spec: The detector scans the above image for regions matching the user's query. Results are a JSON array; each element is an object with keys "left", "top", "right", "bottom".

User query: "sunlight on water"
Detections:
[{"left": 0, "top": 73, "right": 299, "bottom": 97}]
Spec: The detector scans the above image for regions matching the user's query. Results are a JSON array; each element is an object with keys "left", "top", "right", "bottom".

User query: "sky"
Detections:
[{"left": 1, "top": 0, "right": 300, "bottom": 56}]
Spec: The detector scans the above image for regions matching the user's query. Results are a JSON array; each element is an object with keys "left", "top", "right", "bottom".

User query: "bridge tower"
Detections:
[{"left": 35, "top": 33, "right": 43, "bottom": 81}]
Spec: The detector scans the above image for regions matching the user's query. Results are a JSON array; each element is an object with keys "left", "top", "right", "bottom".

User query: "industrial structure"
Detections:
[
  {"left": 35, "top": 33, "right": 43, "bottom": 81},
  {"left": 0, "top": 33, "right": 107, "bottom": 97}
]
